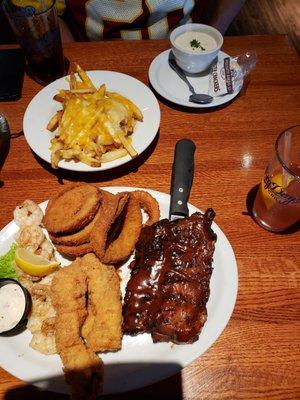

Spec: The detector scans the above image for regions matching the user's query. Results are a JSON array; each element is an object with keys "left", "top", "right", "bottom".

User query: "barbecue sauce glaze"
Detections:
[{"left": 123, "top": 210, "right": 217, "bottom": 344}]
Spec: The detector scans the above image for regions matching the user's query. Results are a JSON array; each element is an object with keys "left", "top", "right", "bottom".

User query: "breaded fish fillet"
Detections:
[
  {"left": 81, "top": 253, "right": 122, "bottom": 352},
  {"left": 60, "top": 345, "right": 103, "bottom": 400},
  {"left": 51, "top": 258, "right": 103, "bottom": 399},
  {"left": 51, "top": 259, "right": 86, "bottom": 315}
]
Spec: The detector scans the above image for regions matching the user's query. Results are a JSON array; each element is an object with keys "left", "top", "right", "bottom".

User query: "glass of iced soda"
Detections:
[
  {"left": 2, "top": 0, "right": 65, "bottom": 85},
  {"left": 252, "top": 125, "right": 300, "bottom": 232}
]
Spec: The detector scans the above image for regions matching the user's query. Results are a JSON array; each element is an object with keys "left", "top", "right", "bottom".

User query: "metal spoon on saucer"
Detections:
[{"left": 168, "top": 54, "right": 213, "bottom": 105}]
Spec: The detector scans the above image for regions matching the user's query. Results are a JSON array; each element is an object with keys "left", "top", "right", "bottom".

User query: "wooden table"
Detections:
[{"left": 0, "top": 35, "right": 299, "bottom": 400}]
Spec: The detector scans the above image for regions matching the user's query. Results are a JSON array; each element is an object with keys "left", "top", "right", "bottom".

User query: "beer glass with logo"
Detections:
[
  {"left": 252, "top": 125, "right": 300, "bottom": 232},
  {"left": 2, "top": 0, "right": 65, "bottom": 85}
]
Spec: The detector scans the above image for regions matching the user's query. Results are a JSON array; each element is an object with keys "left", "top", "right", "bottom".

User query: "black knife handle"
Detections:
[
  {"left": 0, "top": 114, "right": 10, "bottom": 174},
  {"left": 169, "top": 139, "right": 196, "bottom": 219}
]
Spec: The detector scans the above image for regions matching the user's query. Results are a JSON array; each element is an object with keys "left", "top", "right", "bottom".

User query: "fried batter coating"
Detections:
[
  {"left": 51, "top": 258, "right": 103, "bottom": 399},
  {"left": 55, "top": 242, "right": 94, "bottom": 257},
  {"left": 49, "top": 204, "right": 103, "bottom": 246},
  {"left": 45, "top": 184, "right": 160, "bottom": 265},
  {"left": 115, "top": 192, "right": 130, "bottom": 217},
  {"left": 130, "top": 190, "right": 160, "bottom": 226},
  {"left": 102, "top": 196, "right": 142, "bottom": 264},
  {"left": 43, "top": 183, "right": 101, "bottom": 234},
  {"left": 41, "top": 317, "right": 56, "bottom": 335},
  {"left": 51, "top": 259, "right": 87, "bottom": 353},
  {"left": 89, "top": 191, "right": 120, "bottom": 259},
  {"left": 51, "top": 259, "right": 86, "bottom": 310},
  {"left": 52, "top": 261, "right": 85, "bottom": 348},
  {"left": 52, "top": 191, "right": 130, "bottom": 258},
  {"left": 60, "top": 345, "right": 103, "bottom": 400},
  {"left": 81, "top": 254, "right": 122, "bottom": 352}
]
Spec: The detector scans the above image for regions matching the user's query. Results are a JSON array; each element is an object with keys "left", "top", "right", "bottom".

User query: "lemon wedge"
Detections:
[{"left": 15, "top": 248, "right": 60, "bottom": 277}]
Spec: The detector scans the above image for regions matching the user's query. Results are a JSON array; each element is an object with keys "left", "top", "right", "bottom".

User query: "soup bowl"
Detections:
[{"left": 170, "top": 23, "right": 223, "bottom": 73}]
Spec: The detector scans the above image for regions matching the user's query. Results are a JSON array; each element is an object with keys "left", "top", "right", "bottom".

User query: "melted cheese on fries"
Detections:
[{"left": 48, "top": 65, "right": 143, "bottom": 168}]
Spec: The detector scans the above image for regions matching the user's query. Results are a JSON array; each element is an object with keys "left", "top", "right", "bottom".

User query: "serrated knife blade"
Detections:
[{"left": 169, "top": 139, "right": 196, "bottom": 221}]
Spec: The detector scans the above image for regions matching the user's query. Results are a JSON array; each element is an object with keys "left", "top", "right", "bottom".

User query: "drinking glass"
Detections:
[
  {"left": 2, "top": 0, "right": 65, "bottom": 85},
  {"left": 252, "top": 125, "right": 300, "bottom": 232}
]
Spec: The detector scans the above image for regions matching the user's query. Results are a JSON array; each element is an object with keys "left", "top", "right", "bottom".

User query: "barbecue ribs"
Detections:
[{"left": 123, "top": 209, "right": 217, "bottom": 344}]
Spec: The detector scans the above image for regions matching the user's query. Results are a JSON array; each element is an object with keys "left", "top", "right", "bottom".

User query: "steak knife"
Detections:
[
  {"left": 169, "top": 138, "right": 196, "bottom": 221},
  {"left": 0, "top": 113, "right": 10, "bottom": 180}
]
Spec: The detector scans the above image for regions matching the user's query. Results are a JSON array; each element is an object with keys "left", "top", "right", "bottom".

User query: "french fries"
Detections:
[{"left": 47, "top": 64, "right": 143, "bottom": 168}]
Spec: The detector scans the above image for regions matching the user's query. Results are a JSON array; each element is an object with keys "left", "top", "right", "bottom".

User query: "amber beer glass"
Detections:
[
  {"left": 252, "top": 125, "right": 300, "bottom": 232},
  {"left": 2, "top": 0, "right": 65, "bottom": 85}
]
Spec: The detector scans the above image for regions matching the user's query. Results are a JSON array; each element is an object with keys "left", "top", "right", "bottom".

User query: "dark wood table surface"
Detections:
[{"left": 0, "top": 35, "right": 299, "bottom": 400}]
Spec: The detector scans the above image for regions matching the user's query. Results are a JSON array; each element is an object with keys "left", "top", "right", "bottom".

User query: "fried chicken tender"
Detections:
[{"left": 81, "top": 254, "right": 122, "bottom": 352}]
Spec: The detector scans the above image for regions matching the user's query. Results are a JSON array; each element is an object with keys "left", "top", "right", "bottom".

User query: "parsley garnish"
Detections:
[{"left": 190, "top": 39, "right": 205, "bottom": 51}]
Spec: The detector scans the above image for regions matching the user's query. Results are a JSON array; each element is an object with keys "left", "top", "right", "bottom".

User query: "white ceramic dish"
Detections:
[
  {"left": 23, "top": 72, "right": 160, "bottom": 172},
  {"left": 0, "top": 187, "right": 238, "bottom": 394},
  {"left": 149, "top": 49, "right": 242, "bottom": 108},
  {"left": 170, "top": 23, "right": 223, "bottom": 73}
]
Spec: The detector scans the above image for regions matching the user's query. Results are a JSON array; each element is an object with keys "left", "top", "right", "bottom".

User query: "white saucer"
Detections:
[{"left": 149, "top": 49, "right": 242, "bottom": 108}]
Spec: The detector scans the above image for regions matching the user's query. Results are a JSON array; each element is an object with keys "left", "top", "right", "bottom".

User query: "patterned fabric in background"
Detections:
[
  {"left": 62, "top": 0, "right": 212, "bottom": 41},
  {"left": 4, "top": 0, "right": 213, "bottom": 41}
]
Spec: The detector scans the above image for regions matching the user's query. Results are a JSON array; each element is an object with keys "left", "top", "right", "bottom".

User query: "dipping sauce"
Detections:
[
  {"left": 174, "top": 31, "right": 217, "bottom": 52},
  {"left": 0, "top": 283, "right": 26, "bottom": 333}
]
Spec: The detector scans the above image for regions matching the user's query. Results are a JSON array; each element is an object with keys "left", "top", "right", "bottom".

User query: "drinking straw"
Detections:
[{"left": 282, "top": 130, "right": 292, "bottom": 188}]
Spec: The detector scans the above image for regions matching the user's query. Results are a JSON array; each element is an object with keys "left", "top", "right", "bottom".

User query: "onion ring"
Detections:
[
  {"left": 43, "top": 183, "right": 101, "bottom": 234},
  {"left": 130, "top": 190, "right": 160, "bottom": 226},
  {"left": 54, "top": 242, "right": 94, "bottom": 257},
  {"left": 102, "top": 196, "right": 142, "bottom": 264},
  {"left": 89, "top": 192, "right": 128, "bottom": 260},
  {"left": 49, "top": 197, "right": 104, "bottom": 246}
]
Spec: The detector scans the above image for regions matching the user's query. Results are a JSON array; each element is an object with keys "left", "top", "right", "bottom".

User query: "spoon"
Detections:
[{"left": 168, "top": 56, "right": 213, "bottom": 104}]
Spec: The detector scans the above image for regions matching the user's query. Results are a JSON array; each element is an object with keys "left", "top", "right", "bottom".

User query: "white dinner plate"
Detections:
[
  {"left": 0, "top": 187, "right": 238, "bottom": 395},
  {"left": 23, "top": 72, "right": 160, "bottom": 172},
  {"left": 148, "top": 49, "right": 242, "bottom": 108}
]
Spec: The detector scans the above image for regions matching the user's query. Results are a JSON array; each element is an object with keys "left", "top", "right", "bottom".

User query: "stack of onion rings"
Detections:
[{"left": 43, "top": 183, "right": 160, "bottom": 264}]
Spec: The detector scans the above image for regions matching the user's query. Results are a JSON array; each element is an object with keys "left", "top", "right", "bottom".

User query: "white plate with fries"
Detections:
[{"left": 23, "top": 67, "right": 160, "bottom": 171}]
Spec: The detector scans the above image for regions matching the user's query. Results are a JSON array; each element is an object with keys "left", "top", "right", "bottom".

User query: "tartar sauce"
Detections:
[
  {"left": 175, "top": 31, "right": 217, "bottom": 52},
  {"left": 0, "top": 283, "right": 25, "bottom": 333}
]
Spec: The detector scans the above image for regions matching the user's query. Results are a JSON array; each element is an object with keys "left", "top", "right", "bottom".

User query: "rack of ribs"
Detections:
[{"left": 123, "top": 209, "right": 217, "bottom": 344}]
